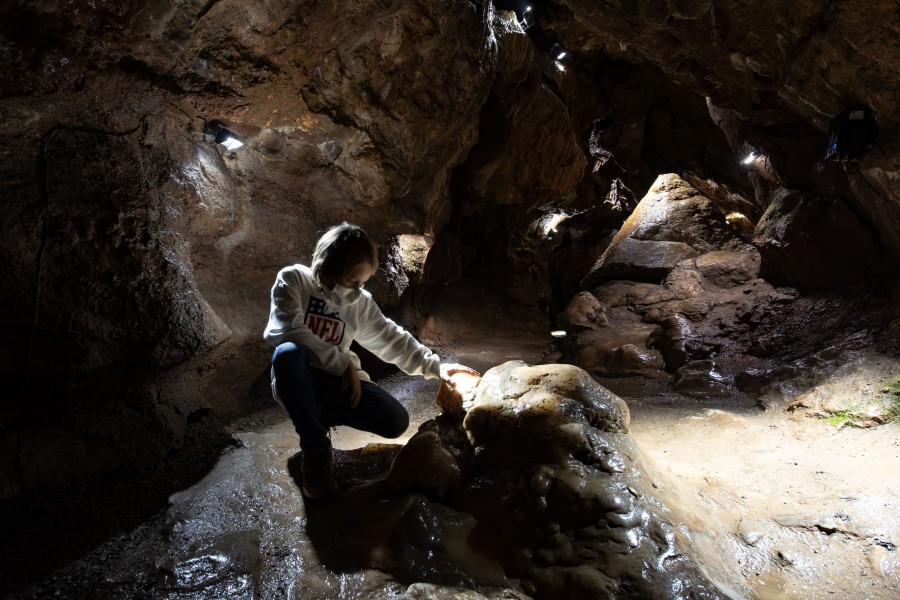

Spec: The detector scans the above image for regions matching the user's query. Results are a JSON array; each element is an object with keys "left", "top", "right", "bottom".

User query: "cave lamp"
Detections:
[{"left": 215, "top": 127, "right": 244, "bottom": 151}]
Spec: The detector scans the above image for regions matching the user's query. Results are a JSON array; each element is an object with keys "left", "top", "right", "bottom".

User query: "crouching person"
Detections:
[{"left": 263, "top": 222, "right": 478, "bottom": 499}]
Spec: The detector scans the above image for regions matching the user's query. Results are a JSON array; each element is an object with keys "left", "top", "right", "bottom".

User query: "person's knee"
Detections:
[
  {"left": 272, "top": 342, "right": 307, "bottom": 372},
  {"left": 382, "top": 407, "right": 410, "bottom": 439}
]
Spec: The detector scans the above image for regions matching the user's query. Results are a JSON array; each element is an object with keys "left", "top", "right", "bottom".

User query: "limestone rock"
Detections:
[
  {"left": 578, "top": 342, "right": 666, "bottom": 379},
  {"left": 434, "top": 372, "right": 482, "bottom": 421},
  {"left": 660, "top": 298, "right": 713, "bottom": 322},
  {"left": 583, "top": 237, "right": 700, "bottom": 287},
  {"left": 582, "top": 173, "right": 746, "bottom": 288},
  {"left": 0, "top": 0, "right": 502, "bottom": 509},
  {"left": 449, "top": 12, "right": 590, "bottom": 314},
  {"left": 624, "top": 282, "right": 677, "bottom": 307},
  {"left": 463, "top": 362, "right": 631, "bottom": 452},
  {"left": 663, "top": 266, "right": 706, "bottom": 300},
  {"left": 647, "top": 314, "right": 694, "bottom": 372},
  {"left": 591, "top": 280, "right": 644, "bottom": 308},
  {"left": 556, "top": 291, "right": 609, "bottom": 332},
  {"left": 546, "top": 1, "right": 900, "bottom": 256},
  {"left": 456, "top": 361, "right": 728, "bottom": 599},
  {"left": 673, "top": 360, "right": 732, "bottom": 398},
  {"left": 572, "top": 308, "right": 661, "bottom": 380},
  {"left": 725, "top": 212, "right": 755, "bottom": 238},
  {"left": 268, "top": 360, "right": 731, "bottom": 597},
  {"left": 628, "top": 174, "right": 748, "bottom": 251},
  {"left": 695, "top": 250, "right": 761, "bottom": 288}
]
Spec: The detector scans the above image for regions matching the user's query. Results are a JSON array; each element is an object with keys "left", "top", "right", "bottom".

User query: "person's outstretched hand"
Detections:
[
  {"left": 440, "top": 363, "right": 481, "bottom": 384},
  {"left": 341, "top": 361, "right": 362, "bottom": 408}
]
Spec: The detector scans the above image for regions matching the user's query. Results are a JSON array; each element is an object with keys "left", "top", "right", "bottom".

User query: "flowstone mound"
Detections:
[
  {"left": 306, "top": 361, "right": 732, "bottom": 599},
  {"left": 452, "top": 361, "right": 728, "bottom": 599}
]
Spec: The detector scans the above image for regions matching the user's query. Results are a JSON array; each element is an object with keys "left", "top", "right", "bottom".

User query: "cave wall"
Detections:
[
  {"left": 0, "top": 0, "right": 506, "bottom": 504},
  {"left": 542, "top": 0, "right": 900, "bottom": 262},
  {"left": 1, "top": 0, "right": 899, "bottom": 537}
]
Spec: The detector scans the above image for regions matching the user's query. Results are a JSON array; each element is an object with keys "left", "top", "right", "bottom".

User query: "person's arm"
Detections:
[
  {"left": 341, "top": 361, "right": 362, "bottom": 408},
  {"left": 354, "top": 295, "right": 481, "bottom": 381},
  {"left": 354, "top": 295, "right": 442, "bottom": 378},
  {"left": 263, "top": 268, "right": 352, "bottom": 376}
]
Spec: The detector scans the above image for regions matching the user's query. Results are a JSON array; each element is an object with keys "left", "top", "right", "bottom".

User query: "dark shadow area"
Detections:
[
  {"left": 288, "top": 442, "right": 491, "bottom": 591},
  {"left": 0, "top": 410, "right": 233, "bottom": 597}
]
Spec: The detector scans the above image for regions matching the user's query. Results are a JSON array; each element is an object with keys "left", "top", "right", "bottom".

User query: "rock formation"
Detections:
[
  {"left": 296, "top": 362, "right": 732, "bottom": 599},
  {"left": 561, "top": 173, "right": 898, "bottom": 403}
]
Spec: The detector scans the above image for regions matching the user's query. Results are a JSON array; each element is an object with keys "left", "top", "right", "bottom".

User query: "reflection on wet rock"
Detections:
[
  {"left": 673, "top": 360, "right": 732, "bottom": 398},
  {"left": 157, "top": 530, "right": 260, "bottom": 597}
]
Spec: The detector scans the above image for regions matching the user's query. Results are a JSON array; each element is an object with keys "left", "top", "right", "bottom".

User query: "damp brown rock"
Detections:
[
  {"left": 314, "top": 361, "right": 732, "bottom": 599},
  {"left": 435, "top": 372, "right": 482, "bottom": 422},
  {"left": 453, "top": 361, "right": 727, "bottom": 599}
]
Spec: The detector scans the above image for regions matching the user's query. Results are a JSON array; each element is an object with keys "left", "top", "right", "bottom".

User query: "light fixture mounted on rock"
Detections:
[
  {"left": 824, "top": 105, "right": 878, "bottom": 163},
  {"left": 214, "top": 126, "right": 243, "bottom": 151},
  {"left": 206, "top": 120, "right": 244, "bottom": 151},
  {"left": 495, "top": 1, "right": 531, "bottom": 20},
  {"left": 522, "top": 5, "right": 532, "bottom": 27},
  {"left": 549, "top": 43, "right": 567, "bottom": 60},
  {"left": 547, "top": 43, "right": 568, "bottom": 72}
]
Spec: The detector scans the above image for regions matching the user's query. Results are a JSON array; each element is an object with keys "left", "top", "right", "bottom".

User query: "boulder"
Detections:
[
  {"left": 556, "top": 291, "right": 609, "bottom": 332},
  {"left": 457, "top": 361, "right": 728, "bottom": 599},
  {"left": 694, "top": 250, "right": 761, "bottom": 288},
  {"left": 386, "top": 430, "right": 462, "bottom": 501},
  {"left": 625, "top": 283, "right": 677, "bottom": 306},
  {"left": 591, "top": 280, "right": 644, "bottom": 307},
  {"left": 582, "top": 174, "right": 747, "bottom": 288},
  {"left": 578, "top": 343, "right": 666, "bottom": 379},
  {"left": 583, "top": 238, "right": 699, "bottom": 287},
  {"left": 663, "top": 266, "right": 706, "bottom": 299}
]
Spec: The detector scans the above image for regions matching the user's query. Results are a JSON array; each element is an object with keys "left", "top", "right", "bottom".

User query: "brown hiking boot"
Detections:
[{"left": 301, "top": 443, "right": 337, "bottom": 500}]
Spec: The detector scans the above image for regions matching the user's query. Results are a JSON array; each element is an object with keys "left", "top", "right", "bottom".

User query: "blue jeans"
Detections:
[{"left": 271, "top": 342, "right": 410, "bottom": 452}]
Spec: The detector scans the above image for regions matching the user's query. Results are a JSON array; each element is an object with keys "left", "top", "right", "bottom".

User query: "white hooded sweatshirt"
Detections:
[{"left": 263, "top": 264, "right": 442, "bottom": 383}]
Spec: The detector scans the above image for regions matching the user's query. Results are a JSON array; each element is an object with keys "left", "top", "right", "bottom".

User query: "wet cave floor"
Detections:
[{"left": 9, "top": 337, "right": 900, "bottom": 600}]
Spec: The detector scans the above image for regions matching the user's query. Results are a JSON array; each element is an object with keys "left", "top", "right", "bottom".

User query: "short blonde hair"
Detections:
[{"left": 311, "top": 222, "right": 379, "bottom": 289}]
